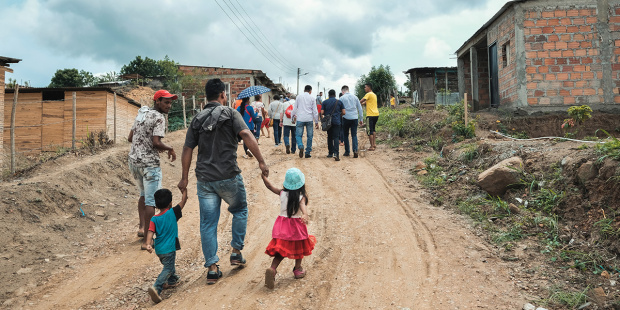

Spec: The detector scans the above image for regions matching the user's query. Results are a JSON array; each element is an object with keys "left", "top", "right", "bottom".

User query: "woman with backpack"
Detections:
[
  {"left": 280, "top": 95, "right": 297, "bottom": 154},
  {"left": 237, "top": 97, "right": 259, "bottom": 158}
]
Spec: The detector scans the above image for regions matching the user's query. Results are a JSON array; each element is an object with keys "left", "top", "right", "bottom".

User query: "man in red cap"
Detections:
[{"left": 128, "top": 89, "right": 177, "bottom": 250}]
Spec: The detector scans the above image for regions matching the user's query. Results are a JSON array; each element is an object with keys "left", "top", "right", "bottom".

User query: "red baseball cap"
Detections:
[{"left": 153, "top": 90, "right": 178, "bottom": 101}]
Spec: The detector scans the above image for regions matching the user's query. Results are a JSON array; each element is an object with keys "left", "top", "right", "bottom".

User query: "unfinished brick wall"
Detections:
[
  {"left": 524, "top": 5, "right": 603, "bottom": 106},
  {"left": 489, "top": 10, "right": 518, "bottom": 106},
  {"left": 178, "top": 66, "right": 255, "bottom": 102},
  {"left": 461, "top": 57, "right": 473, "bottom": 102},
  {"left": 610, "top": 5, "right": 620, "bottom": 103}
]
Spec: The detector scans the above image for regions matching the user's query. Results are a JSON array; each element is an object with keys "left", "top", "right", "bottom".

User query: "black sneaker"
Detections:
[
  {"left": 305, "top": 154, "right": 312, "bottom": 158},
  {"left": 353, "top": 152, "right": 359, "bottom": 158},
  {"left": 286, "top": 145, "right": 290, "bottom": 154},
  {"left": 343, "top": 153, "right": 350, "bottom": 157},
  {"left": 334, "top": 156, "right": 340, "bottom": 161},
  {"left": 299, "top": 147, "right": 304, "bottom": 158},
  {"left": 326, "top": 154, "right": 333, "bottom": 158},
  {"left": 230, "top": 252, "right": 246, "bottom": 266},
  {"left": 206, "top": 265, "right": 223, "bottom": 285}
]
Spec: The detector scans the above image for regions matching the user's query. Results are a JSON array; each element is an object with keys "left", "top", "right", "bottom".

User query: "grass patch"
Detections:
[
  {"left": 540, "top": 286, "right": 588, "bottom": 308},
  {"left": 460, "top": 143, "right": 480, "bottom": 162},
  {"left": 415, "top": 155, "right": 446, "bottom": 188},
  {"left": 376, "top": 107, "right": 423, "bottom": 138}
]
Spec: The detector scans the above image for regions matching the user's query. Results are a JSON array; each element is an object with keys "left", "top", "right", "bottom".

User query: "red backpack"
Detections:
[{"left": 285, "top": 104, "right": 294, "bottom": 118}]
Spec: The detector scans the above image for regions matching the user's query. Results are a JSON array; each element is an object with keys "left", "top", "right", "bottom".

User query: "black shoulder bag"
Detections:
[{"left": 321, "top": 100, "right": 339, "bottom": 131}]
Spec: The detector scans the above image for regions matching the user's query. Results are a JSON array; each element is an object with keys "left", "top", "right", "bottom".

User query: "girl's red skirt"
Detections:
[{"left": 265, "top": 235, "right": 316, "bottom": 259}]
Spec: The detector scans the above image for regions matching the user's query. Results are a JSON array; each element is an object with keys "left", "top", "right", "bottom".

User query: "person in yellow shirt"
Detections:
[
  {"left": 390, "top": 94, "right": 395, "bottom": 109},
  {"left": 360, "top": 83, "right": 379, "bottom": 151}
]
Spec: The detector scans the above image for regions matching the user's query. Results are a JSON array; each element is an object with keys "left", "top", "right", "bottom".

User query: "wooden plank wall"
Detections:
[
  {"left": 2, "top": 90, "right": 141, "bottom": 154},
  {"left": 0, "top": 69, "right": 4, "bottom": 163},
  {"left": 3, "top": 92, "right": 43, "bottom": 154},
  {"left": 105, "top": 92, "right": 139, "bottom": 143},
  {"left": 63, "top": 91, "right": 107, "bottom": 147}
]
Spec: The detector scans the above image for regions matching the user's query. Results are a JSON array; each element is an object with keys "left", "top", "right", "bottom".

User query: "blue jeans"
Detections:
[
  {"left": 342, "top": 118, "right": 359, "bottom": 154},
  {"left": 154, "top": 251, "right": 179, "bottom": 294},
  {"left": 283, "top": 125, "right": 296, "bottom": 152},
  {"left": 272, "top": 119, "right": 282, "bottom": 144},
  {"left": 253, "top": 117, "right": 263, "bottom": 139},
  {"left": 327, "top": 124, "right": 341, "bottom": 156},
  {"left": 295, "top": 121, "right": 314, "bottom": 155},
  {"left": 128, "top": 162, "right": 162, "bottom": 207},
  {"left": 196, "top": 174, "right": 248, "bottom": 267}
]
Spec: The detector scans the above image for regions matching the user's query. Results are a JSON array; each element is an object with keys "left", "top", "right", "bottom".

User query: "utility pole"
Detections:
[
  {"left": 317, "top": 82, "right": 320, "bottom": 97},
  {"left": 297, "top": 68, "right": 300, "bottom": 95}
]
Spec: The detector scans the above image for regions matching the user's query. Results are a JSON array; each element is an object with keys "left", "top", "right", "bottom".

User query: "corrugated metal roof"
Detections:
[
  {"left": 0, "top": 56, "right": 22, "bottom": 67},
  {"left": 5, "top": 87, "right": 141, "bottom": 107},
  {"left": 404, "top": 67, "right": 457, "bottom": 74}
]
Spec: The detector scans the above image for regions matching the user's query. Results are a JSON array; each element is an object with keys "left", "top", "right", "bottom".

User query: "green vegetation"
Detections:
[
  {"left": 540, "top": 286, "right": 588, "bottom": 308},
  {"left": 355, "top": 65, "right": 398, "bottom": 107},
  {"left": 414, "top": 156, "right": 446, "bottom": 188},
  {"left": 376, "top": 107, "right": 422, "bottom": 138},
  {"left": 595, "top": 129, "right": 620, "bottom": 161},
  {"left": 49, "top": 68, "right": 98, "bottom": 87},
  {"left": 460, "top": 143, "right": 480, "bottom": 162},
  {"left": 438, "top": 101, "right": 476, "bottom": 141},
  {"left": 594, "top": 217, "right": 620, "bottom": 239}
]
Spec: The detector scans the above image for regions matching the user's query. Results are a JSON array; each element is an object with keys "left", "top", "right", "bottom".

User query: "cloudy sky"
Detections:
[{"left": 1, "top": 0, "right": 511, "bottom": 93}]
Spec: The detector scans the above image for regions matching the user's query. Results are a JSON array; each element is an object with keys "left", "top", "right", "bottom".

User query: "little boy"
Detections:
[{"left": 146, "top": 187, "right": 188, "bottom": 303}]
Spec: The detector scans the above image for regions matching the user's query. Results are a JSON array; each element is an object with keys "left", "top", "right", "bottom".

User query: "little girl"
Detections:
[{"left": 261, "top": 168, "right": 316, "bottom": 289}]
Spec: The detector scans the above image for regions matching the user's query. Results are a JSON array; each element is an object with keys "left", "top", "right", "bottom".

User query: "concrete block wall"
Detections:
[
  {"left": 523, "top": 5, "right": 603, "bottom": 106},
  {"left": 477, "top": 47, "right": 491, "bottom": 109}
]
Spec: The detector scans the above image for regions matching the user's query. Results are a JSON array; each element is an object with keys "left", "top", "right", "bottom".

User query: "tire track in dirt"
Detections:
[{"left": 363, "top": 156, "right": 439, "bottom": 284}]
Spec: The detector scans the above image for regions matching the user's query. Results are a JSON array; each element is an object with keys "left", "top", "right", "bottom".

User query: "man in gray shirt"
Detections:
[{"left": 178, "top": 78, "right": 269, "bottom": 285}]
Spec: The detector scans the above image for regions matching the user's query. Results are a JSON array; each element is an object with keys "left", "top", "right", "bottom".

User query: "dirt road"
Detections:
[{"left": 10, "top": 129, "right": 526, "bottom": 309}]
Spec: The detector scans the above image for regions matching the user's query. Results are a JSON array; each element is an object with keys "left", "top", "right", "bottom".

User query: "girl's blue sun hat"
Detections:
[{"left": 283, "top": 168, "right": 305, "bottom": 190}]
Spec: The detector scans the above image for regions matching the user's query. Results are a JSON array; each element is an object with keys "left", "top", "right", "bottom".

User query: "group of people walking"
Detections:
[
  {"left": 127, "top": 79, "right": 380, "bottom": 303},
  {"left": 262, "top": 83, "right": 379, "bottom": 160}
]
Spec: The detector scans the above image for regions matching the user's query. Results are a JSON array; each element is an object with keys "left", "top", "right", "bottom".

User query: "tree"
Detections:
[
  {"left": 402, "top": 75, "right": 412, "bottom": 97},
  {"left": 120, "top": 56, "right": 160, "bottom": 78},
  {"left": 49, "top": 68, "right": 96, "bottom": 87},
  {"left": 355, "top": 65, "right": 398, "bottom": 107}
]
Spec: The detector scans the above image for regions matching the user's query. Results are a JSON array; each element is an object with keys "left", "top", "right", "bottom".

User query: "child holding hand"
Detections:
[
  {"left": 145, "top": 187, "right": 188, "bottom": 303},
  {"left": 261, "top": 168, "right": 316, "bottom": 289}
]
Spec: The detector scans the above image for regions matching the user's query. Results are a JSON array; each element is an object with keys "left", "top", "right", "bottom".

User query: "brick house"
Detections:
[
  {"left": 0, "top": 56, "right": 22, "bottom": 165},
  {"left": 178, "top": 65, "right": 286, "bottom": 108},
  {"left": 456, "top": 0, "right": 620, "bottom": 112},
  {"left": 404, "top": 67, "right": 459, "bottom": 107}
]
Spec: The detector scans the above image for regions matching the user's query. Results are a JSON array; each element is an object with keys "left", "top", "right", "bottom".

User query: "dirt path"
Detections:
[{"left": 13, "top": 129, "right": 526, "bottom": 309}]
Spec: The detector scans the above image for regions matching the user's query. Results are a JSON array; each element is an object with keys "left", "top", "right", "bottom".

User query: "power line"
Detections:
[
  {"left": 232, "top": 0, "right": 296, "bottom": 71},
  {"left": 214, "top": 0, "right": 295, "bottom": 74},
  {"left": 222, "top": 0, "right": 296, "bottom": 72}
]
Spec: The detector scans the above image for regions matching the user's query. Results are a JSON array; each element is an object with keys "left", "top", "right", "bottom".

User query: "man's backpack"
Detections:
[{"left": 285, "top": 104, "right": 294, "bottom": 118}]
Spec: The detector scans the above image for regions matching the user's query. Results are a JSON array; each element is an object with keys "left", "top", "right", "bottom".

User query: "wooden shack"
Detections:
[
  {"left": 0, "top": 56, "right": 21, "bottom": 164},
  {"left": 4, "top": 88, "right": 140, "bottom": 153}
]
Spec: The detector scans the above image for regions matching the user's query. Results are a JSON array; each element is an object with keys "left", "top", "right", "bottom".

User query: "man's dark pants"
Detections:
[
  {"left": 327, "top": 124, "right": 341, "bottom": 156},
  {"left": 342, "top": 118, "right": 359, "bottom": 155},
  {"left": 272, "top": 119, "right": 282, "bottom": 144}
]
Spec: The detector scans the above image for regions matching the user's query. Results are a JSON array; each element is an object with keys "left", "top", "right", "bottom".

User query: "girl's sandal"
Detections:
[
  {"left": 265, "top": 267, "right": 277, "bottom": 289},
  {"left": 293, "top": 267, "right": 306, "bottom": 279}
]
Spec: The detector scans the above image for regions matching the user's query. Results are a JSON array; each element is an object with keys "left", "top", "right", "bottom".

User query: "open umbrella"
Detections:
[{"left": 237, "top": 85, "right": 272, "bottom": 99}]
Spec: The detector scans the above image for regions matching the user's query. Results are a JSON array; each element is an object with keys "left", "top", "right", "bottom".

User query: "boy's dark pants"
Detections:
[{"left": 154, "top": 251, "right": 179, "bottom": 293}]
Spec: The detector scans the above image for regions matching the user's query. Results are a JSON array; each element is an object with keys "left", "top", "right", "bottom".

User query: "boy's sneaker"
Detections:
[
  {"left": 299, "top": 147, "right": 304, "bottom": 158},
  {"left": 230, "top": 252, "right": 246, "bottom": 266},
  {"left": 163, "top": 281, "right": 179, "bottom": 289},
  {"left": 206, "top": 265, "right": 223, "bottom": 285},
  {"left": 148, "top": 286, "right": 162, "bottom": 303}
]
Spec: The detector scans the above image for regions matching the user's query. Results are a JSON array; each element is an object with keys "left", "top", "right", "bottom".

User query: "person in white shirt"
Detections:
[
  {"left": 280, "top": 95, "right": 297, "bottom": 154},
  {"left": 268, "top": 95, "right": 284, "bottom": 146},
  {"left": 291, "top": 85, "right": 319, "bottom": 158}
]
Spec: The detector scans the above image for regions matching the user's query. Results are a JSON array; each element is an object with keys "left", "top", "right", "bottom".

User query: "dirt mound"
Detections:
[
  {"left": 0, "top": 146, "right": 138, "bottom": 303},
  {"left": 119, "top": 86, "right": 156, "bottom": 106}
]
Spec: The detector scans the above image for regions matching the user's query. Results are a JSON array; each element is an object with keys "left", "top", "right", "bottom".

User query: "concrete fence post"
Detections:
[{"left": 10, "top": 85, "right": 19, "bottom": 174}]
